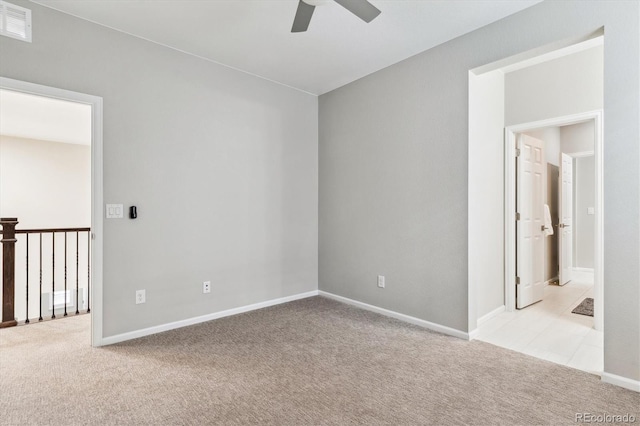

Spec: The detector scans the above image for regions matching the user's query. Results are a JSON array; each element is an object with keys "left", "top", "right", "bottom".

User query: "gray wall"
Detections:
[
  {"left": 0, "top": 1, "right": 318, "bottom": 337},
  {"left": 319, "top": 1, "right": 639, "bottom": 382},
  {"left": 561, "top": 121, "right": 596, "bottom": 270},
  {"left": 574, "top": 156, "right": 595, "bottom": 269}
]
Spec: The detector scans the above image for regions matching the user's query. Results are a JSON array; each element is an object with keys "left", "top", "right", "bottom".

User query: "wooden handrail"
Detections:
[
  {"left": 0, "top": 227, "right": 90, "bottom": 234},
  {"left": 1, "top": 218, "right": 18, "bottom": 328}
]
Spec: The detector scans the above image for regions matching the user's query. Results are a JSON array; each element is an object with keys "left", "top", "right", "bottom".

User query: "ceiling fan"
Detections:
[{"left": 291, "top": 0, "right": 381, "bottom": 33}]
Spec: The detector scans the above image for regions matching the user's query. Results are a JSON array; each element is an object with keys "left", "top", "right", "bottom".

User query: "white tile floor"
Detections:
[{"left": 476, "top": 270, "right": 603, "bottom": 375}]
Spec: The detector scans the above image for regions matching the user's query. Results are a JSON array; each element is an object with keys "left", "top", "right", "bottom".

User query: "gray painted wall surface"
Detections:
[
  {"left": 561, "top": 122, "right": 596, "bottom": 270},
  {"left": 574, "top": 156, "right": 595, "bottom": 269},
  {"left": 0, "top": 1, "right": 318, "bottom": 337},
  {"left": 319, "top": 1, "right": 639, "bottom": 381}
]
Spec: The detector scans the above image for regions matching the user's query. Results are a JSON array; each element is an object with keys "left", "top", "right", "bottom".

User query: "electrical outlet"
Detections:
[
  {"left": 203, "top": 281, "right": 211, "bottom": 294},
  {"left": 135, "top": 289, "right": 146, "bottom": 304},
  {"left": 377, "top": 275, "right": 385, "bottom": 288}
]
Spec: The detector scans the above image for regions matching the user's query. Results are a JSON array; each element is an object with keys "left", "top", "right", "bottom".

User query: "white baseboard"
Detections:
[
  {"left": 601, "top": 372, "right": 640, "bottom": 392},
  {"left": 318, "top": 291, "right": 469, "bottom": 340},
  {"left": 477, "top": 305, "right": 505, "bottom": 326},
  {"left": 468, "top": 328, "right": 480, "bottom": 341},
  {"left": 573, "top": 267, "right": 594, "bottom": 273},
  {"left": 100, "top": 290, "right": 319, "bottom": 346}
]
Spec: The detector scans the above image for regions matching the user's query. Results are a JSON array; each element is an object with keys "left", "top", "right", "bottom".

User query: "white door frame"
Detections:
[
  {"left": 559, "top": 152, "right": 574, "bottom": 286},
  {"left": 505, "top": 110, "right": 603, "bottom": 331},
  {"left": 0, "top": 77, "right": 104, "bottom": 346}
]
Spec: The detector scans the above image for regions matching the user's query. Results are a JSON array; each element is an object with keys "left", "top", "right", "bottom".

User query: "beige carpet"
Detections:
[{"left": 0, "top": 296, "right": 638, "bottom": 425}]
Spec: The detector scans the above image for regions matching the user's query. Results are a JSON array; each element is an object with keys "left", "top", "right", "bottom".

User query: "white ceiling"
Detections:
[
  {"left": 32, "top": 0, "right": 542, "bottom": 95},
  {"left": 0, "top": 89, "right": 92, "bottom": 145}
]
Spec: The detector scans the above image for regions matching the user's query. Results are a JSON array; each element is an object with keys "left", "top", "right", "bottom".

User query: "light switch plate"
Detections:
[
  {"left": 587, "top": 207, "right": 595, "bottom": 215},
  {"left": 106, "top": 204, "right": 124, "bottom": 219}
]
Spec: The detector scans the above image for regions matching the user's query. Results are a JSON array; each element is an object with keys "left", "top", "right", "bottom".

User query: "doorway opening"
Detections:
[
  {"left": 506, "top": 113, "right": 602, "bottom": 327},
  {"left": 468, "top": 32, "right": 604, "bottom": 374},
  {"left": 497, "top": 111, "right": 603, "bottom": 372},
  {"left": 0, "top": 77, "right": 104, "bottom": 346}
]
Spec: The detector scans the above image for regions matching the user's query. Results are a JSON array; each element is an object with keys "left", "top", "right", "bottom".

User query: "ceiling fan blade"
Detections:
[
  {"left": 291, "top": 0, "right": 316, "bottom": 33},
  {"left": 333, "top": 0, "right": 381, "bottom": 23}
]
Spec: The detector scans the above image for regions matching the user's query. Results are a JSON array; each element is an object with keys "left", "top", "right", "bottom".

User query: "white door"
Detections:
[
  {"left": 559, "top": 153, "right": 573, "bottom": 285},
  {"left": 516, "top": 134, "right": 545, "bottom": 309}
]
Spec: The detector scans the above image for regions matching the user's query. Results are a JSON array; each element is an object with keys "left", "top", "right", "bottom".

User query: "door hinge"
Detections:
[
  {"left": 515, "top": 148, "right": 521, "bottom": 157},
  {"left": 516, "top": 276, "right": 521, "bottom": 285},
  {"left": 516, "top": 212, "right": 521, "bottom": 221}
]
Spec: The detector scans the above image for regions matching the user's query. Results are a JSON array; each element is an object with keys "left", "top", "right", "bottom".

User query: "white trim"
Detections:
[
  {"left": 318, "top": 291, "right": 470, "bottom": 340},
  {"left": 0, "top": 77, "right": 104, "bottom": 346},
  {"left": 505, "top": 127, "right": 516, "bottom": 313},
  {"left": 504, "top": 110, "right": 603, "bottom": 333},
  {"left": 101, "top": 290, "right": 319, "bottom": 346},
  {"left": 573, "top": 267, "right": 595, "bottom": 273},
  {"left": 477, "top": 305, "right": 506, "bottom": 326},
  {"left": 601, "top": 372, "right": 640, "bottom": 393},
  {"left": 505, "top": 112, "right": 601, "bottom": 134},
  {"left": 593, "top": 111, "right": 604, "bottom": 332},
  {"left": 468, "top": 328, "right": 480, "bottom": 341},
  {"left": 566, "top": 150, "right": 594, "bottom": 158},
  {"left": 471, "top": 29, "right": 604, "bottom": 75},
  {"left": 499, "top": 36, "right": 603, "bottom": 74}
]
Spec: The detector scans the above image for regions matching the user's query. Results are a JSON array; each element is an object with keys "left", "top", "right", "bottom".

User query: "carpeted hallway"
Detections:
[{"left": 1, "top": 296, "right": 638, "bottom": 425}]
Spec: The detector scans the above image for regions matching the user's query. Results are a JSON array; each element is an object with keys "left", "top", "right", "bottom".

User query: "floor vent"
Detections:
[{"left": 0, "top": 1, "right": 32, "bottom": 42}]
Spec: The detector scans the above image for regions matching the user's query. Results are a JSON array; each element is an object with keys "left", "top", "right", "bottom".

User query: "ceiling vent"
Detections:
[{"left": 0, "top": 1, "right": 31, "bottom": 42}]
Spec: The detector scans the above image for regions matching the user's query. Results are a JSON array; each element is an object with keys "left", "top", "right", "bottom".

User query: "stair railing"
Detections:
[{"left": 1, "top": 217, "right": 91, "bottom": 327}]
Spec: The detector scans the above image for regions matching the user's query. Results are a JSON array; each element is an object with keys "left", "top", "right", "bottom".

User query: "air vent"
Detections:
[{"left": 0, "top": 1, "right": 31, "bottom": 42}]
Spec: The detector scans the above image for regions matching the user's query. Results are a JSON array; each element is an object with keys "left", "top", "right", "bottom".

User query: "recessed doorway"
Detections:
[
  {"left": 468, "top": 33, "right": 604, "bottom": 375},
  {"left": 475, "top": 111, "right": 603, "bottom": 374},
  {"left": 0, "top": 77, "right": 104, "bottom": 346}
]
